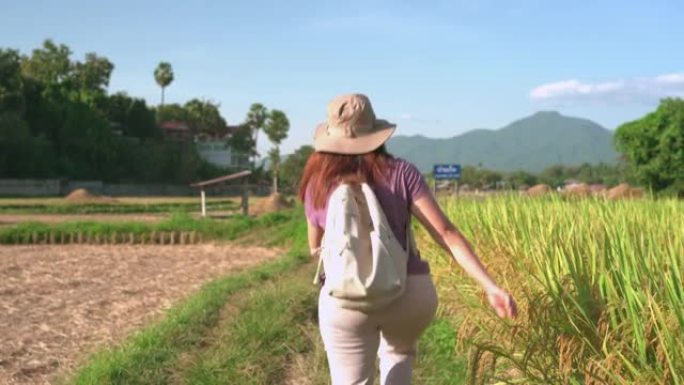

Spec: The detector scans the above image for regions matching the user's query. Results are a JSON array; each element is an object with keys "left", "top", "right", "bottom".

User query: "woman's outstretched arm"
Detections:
[{"left": 411, "top": 194, "right": 517, "bottom": 319}]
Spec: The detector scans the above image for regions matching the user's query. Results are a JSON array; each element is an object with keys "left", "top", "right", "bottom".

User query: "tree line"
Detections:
[
  {"left": 614, "top": 98, "right": 684, "bottom": 196},
  {"left": 456, "top": 162, "right": 634, "bottom": 191},
  {"left": 0, "top": 39, "right": 289, "bottom": 188},
  {"left": 2, "top": 40, "right": 681, "bottom": 196}
]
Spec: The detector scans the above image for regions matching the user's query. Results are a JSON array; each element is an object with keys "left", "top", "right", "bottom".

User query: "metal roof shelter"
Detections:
[{"left": 190, "top": 170, "right": 252, "bottom": 217}]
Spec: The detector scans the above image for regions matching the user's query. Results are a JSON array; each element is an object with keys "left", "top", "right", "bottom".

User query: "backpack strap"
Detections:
[
  {"left": 313, "top": 184, "right": 371, "bottom": 285},
  {"left": 312, "top": 247, "right": 323, "bottom": 285}
]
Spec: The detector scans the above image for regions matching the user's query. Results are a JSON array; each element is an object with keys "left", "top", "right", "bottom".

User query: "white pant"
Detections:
[{"left": 318, "top": 274, "right": 438, "bottom": 385}]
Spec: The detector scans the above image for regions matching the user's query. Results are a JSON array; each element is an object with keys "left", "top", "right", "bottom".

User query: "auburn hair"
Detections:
[{"left": 298, "top": 145, "right": 393, "bottom": 209}]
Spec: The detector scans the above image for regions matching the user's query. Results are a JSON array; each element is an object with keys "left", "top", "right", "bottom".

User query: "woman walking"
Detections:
[{"left": 298, "top": 93, "right": 517, "bottom": 385}]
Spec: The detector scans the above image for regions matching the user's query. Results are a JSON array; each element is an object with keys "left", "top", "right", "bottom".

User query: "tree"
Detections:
[
  {"left": 20, "top": 40, "right": 72, "bottom": 88},
  {"left": 155, "top": 103, "right": 189, "bottom": 123},
  {"left": 184, "top": 99, "right": 227, "bottom": 137},
  {"left": 20, "top": 40, "right": 114, "bottom": 107},
  {"left": 72, "top": 52, "right": 114, "bottom": 105},
  {"left": 0, "top": 112, "right": 54, "bottom": 177},
  {"left": 0, "top": 49, "right": 24, "bottom": 113},
  {"left": 227, "top": 123, "right": 257, "bottom": 159},
  {"left": 105, "top": 92, "right": 131, "bottom": 125},
  {"left": 263, "top": 109, "right": 289, "bottom": 193},
  {"left": 538, "top": 165, "right": 567, "bottom": 187},
  {"left": 59, "top": 102, "right": 118, "bottom": 179},
  {"left": 103, "top": 92, "right": 158, "bottom": 139},
  {"left": 154, "top": 61, "right": 174, "bottom": 106},
  {"left": 615, "top": 98, "right": 684, "bottom": 195},
  {"left": 245, "top": 103, "right": 267, "bottom": 159},
  {"left": 280, "top": 145, "right": 314, "bottom": 193},
  {"left": 458, "top": 165, "right": 502, "bottom": 189},
  {"left": 506, "top": 170, "right": 538, "bottom": 189},
  {"left": 127, "top": 99, "right": 159, "bottom": 139}
]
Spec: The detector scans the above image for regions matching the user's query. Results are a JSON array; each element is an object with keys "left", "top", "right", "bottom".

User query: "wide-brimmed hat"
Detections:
[{"left": 314, "top": 93, "right": 396, "bottom": 154}]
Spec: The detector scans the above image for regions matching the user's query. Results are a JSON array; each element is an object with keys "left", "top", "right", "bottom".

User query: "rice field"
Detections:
[{"left": 420, "top": 195, "right": 684, "bottom": 384}]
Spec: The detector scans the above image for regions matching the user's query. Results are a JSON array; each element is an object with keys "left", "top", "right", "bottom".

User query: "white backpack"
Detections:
[{"left": 313, "top": 183, "right": 414, "bottom": 312}]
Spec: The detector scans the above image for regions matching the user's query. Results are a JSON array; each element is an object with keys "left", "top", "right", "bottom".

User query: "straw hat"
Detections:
[{"left": 314, "top": 93, "right": 396, "bottom": 154}]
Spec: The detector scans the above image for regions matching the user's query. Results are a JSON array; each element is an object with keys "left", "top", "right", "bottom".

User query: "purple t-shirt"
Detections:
[{"left": 304, "top": 158, "right": 431, "bottom": 275}]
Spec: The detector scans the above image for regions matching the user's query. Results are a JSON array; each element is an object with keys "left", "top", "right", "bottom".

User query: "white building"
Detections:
[{"left": 196, "top": 140, "right": 251, "bottom": 168}]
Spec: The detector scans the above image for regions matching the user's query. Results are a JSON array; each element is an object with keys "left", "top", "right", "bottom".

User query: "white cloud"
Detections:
[
  {"left": 398, "top": 113, "right": 414, "bottom": 120},
  {"left": 530, "top": 73, "right": 684, "bottom": 104},
  {"left": 655, "top": 73, "right": 684, "bottom": 85}
]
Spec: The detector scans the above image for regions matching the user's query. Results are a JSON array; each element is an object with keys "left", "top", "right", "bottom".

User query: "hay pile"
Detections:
[
  {"left": 564, "top": 183, "right": 591, "bottom": 197},
  {"left": 64, "top": 188, "right": 117, "bottom": 203},
  {"left": 527, "top": 184, "right": 552, "bottom": 196},
  {"left": 252, "top": 192, "right": 293, "bottom": 214},
  {"left": 607, "top": 183, "right": 644, "bottom": 200},
  {"left": 589, "top": 184, "right": 608, "bottom": 196}
]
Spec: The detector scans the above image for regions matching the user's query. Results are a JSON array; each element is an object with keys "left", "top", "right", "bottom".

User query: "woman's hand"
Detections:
[{"left": 486, "top": 287, "right": 518, "bottom": 319}]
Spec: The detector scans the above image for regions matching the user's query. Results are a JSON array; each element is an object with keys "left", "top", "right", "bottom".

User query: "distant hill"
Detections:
[{"left": 386, "top": 111, "right": 618, "bottom": 173}]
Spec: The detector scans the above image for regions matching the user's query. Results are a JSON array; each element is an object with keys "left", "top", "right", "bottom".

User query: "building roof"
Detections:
[{"left": 159, "top": 120, "right": 191, "bottom": 131}]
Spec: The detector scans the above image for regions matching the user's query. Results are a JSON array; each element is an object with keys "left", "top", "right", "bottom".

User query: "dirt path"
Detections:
[{"left": 0, "top": 244, "right": 280, "bottom": 385}]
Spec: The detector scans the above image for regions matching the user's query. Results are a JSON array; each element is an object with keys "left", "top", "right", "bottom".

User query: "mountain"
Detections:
[{"left": 386, "top": 111, "right": 618, "bottom": 173}]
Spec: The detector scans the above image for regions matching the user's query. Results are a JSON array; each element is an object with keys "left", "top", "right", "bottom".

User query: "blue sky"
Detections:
[{"left": 1, "top": 0, "right": 683, "bottom": 155}]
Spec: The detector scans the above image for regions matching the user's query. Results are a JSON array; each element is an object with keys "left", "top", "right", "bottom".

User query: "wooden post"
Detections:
[
  {"left": 201, "top": 188, "right": 207, "bottom": 217},
  {"left": 241, "top": 184, "right": 249, "bottom": 216}
]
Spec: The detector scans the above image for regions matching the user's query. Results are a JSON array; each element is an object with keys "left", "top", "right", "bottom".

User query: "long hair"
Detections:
[{"left": 298, "top": 145, "right": 393, "bottom": 209}]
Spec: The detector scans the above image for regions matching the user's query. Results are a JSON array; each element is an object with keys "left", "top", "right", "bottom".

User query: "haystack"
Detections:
[
  {"left": 564, "top": 183, "right": 591, "bottom": 197},
  {"left": 254, "top": 192, "right": 293, "bottom": 214},
  {"left": 589, "top": 184, "right": 608, "bottom": 196},
  {"left": 607, "top": 183, "right": 644, "bottom": 200},
  {"left": 527, "top": 184, "right": 552, "bottom": 196},
  {"left": 64, "top": 188, "right": 117, "bottom": 203}
]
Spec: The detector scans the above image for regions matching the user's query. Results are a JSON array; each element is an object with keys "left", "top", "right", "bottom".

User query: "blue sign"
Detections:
[{"left": 433, "top": 164, "right": 461, "bottom": 180}]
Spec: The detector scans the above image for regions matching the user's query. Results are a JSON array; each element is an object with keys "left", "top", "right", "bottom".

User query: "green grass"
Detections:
[
  {"left": 415, "top": 318, "right": 468, "bottom": 385},
  {"left": 176, "top": 265, "right": 317, "bottom": 385}
]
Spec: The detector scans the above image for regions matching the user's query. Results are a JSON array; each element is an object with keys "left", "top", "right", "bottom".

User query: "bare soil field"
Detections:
[{"left": 0, "top": 244, "right": 281, "bottom": 385}]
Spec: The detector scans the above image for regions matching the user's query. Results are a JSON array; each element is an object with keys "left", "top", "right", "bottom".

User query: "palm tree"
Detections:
[
  {"left": 154, "top": 62, "right": 174, "bottom": 106},
  {"left": 245, "top": 103, "right": 268, "bottom": 164},
  {"left": 263, "top": 109, "right": 290, "bottom": 193}
]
